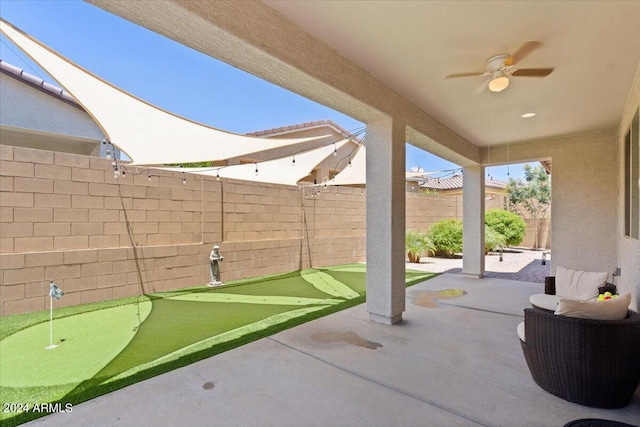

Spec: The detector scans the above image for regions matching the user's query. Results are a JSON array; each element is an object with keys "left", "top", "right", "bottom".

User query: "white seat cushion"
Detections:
[
  {"left": 517, "top": 321, "right": 526, "bottom": 342},
  {"left": 555, "top": 265, "right": 607, "bottom": 300},
  {"left": 529, "top": 293, "right": 561, "bottom": 311}
]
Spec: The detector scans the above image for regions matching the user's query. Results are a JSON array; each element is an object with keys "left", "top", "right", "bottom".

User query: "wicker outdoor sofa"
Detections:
[{"left": 520, "top": 307, "right": 640, "bottom": 408}]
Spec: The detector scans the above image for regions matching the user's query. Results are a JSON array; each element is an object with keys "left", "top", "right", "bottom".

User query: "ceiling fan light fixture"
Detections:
[{"left": 488, "top": 73, "right": 509, "bottom": 92}]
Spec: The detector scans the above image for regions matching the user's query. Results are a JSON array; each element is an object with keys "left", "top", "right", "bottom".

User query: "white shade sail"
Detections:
[
  {"left": 158, "top": 139, "right": 350, "bottom": 186},
  {"left": 322, "top": 144, "right": 366, "bottom": 186},
  {"left": 0, "top": 19, "right": 321, "bottom": 166}
]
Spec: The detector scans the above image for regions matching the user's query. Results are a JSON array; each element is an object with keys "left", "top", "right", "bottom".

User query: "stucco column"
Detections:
[
  {"left": 366, "top": 118, "right": 406, "bottom": 325},
  {"left": 462, "top": 165, "right": 485, "bottom": 278}
]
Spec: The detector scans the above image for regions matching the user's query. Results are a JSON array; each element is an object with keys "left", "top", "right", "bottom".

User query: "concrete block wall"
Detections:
[
  {"left": 1, "top": 144, "right": 522, "bottom": 315},
  {"left": 0, "top": 146, "right": 370, "bottom": 315}
]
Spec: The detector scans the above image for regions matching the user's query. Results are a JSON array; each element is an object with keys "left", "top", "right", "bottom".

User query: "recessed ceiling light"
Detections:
[{"left": 521, "top": 112, "right": 536, "bottom": 118}]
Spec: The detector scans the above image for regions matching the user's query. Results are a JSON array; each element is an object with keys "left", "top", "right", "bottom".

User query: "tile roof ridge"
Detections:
[
  {"left": 0, "top": 59, "right": 80, "bottom": 108},
  {"left": 245, "top": 119, "right": 355, "bottom": 139}
]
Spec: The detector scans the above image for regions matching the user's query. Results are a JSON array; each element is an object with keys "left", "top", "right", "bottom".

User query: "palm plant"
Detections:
[{"left": 406, "top": 230, "right": 435, "bottom": 263}]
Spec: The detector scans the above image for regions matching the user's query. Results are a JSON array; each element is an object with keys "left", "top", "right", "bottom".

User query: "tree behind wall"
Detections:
[{"left": 506, "top": 164, "right": 551, "bottom": 249}]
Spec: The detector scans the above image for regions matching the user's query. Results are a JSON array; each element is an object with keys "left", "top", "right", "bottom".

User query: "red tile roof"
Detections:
[{"left": 420, "top": 174, "right": 507, "bottom": 191}]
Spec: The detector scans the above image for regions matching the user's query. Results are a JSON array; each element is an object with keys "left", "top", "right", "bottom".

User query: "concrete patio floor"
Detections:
[{"left": 27, "top": 274, "right": 639, "bottom": 427}]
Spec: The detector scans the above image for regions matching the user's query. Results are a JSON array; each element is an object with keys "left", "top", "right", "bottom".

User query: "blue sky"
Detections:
[{"left": 1, "top": 1, "right": 525, "bottom": 181}]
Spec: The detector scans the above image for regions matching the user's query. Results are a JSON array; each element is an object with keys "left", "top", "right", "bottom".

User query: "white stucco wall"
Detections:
[
  {"left": 0, "top": 72, "right": 104, "bottom": 143},
  {"left": 617, "top": 64, "right": 640, "bottom": 311}
]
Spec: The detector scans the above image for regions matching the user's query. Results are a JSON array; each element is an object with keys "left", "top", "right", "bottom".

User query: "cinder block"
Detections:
[
  {"left": 71, "top": 222, "right": 104, "bottom": 236},
  {"left": 2, "top": 192, "right": 34, "bottom": 207},
  {"left": 0, "top": 284, "right": 25, "bottom": 301},
  {"left": 45, "top": 264, "right": 81, "bottom": 280},
  {"left": 35, "top": 164, "right": 71, "bottom": 180},
  {"left": 147, "top": 234, "right": 172, "bottom": 246},
  {"left": 88, "top": 182, "right": 120, "bottom": 197},
  {"left": 119, "top": 210, "right": 146, "bottom": 222},
  {"left": 24, "top": 280, "right": 51, "bottom": 298},
  {"left": 133, "top": 198, "right": 159, "bottom": 211},
  {"left": 88, "top": 235, "right": 120, "bottom": 248},
  {"left": 182, "top": 200, "right": 201, "bottom": 212},
  {"left": 104, "top": 222, "right": 128, "bottom": 235},
  {"left": 54, "top": 180, "right": 89, "bottom": 195},
  {"left": 0, "top": 207, "right": 13, "bottom": 223},
  {"left": 132, "top": 222, "right": 158, "bottom": 234},
  {"left": 72, "top": 168, "right": 105, "bottom": 183},
  {"left": 63, "top": 276, "right": 97, "bottom": 292},
  {"left": 80, "top": 262, "right": 113, "bottom": 277},
  {"left": 13, "top": 177, "right": 52, "bottom": 194},
  {"left": 64, "top": 249, "right": 98, "bottom": 264},
  {"left": 4, "top": 267, "right": 44, "bottom": 285},
  {"left": 147, "top": 210, "right": 171, "bottom": 222},
  {"left": 53, "top": 235, "right": 88, "bottom": 250},
  {"left": 117, "top": 185, "right": 146, "bottom": 198},
  {"left": 171, "top": 188, "right": 194, "bottom": 201},
  {"left": 3, "top": 297, "right": 45, "bottom": 315},
  {"left": 96, "top": 272, "right": 127, "bottom": 288},
  {"left": 54, "top": 152, "right": 90, "bottom": 168},
  {"left": 0, "top": 253, "right": 24, "bottom": 269},
  {"left": 0, "top": 145, "right": 13, "bottom": 161},
  {"left": 35, "top": 193, "right": 71, "bottom": 208},
  {"left": 14, "top": 147, "right": 54, "bottom": 165},
  {"left": 89, "top": 156, "right": 114, "bottom": 171},
  {"left": 54, "top": 208, "right": 88, "bottom": 222},
  {"left": 104, "top": 196, "right": 132, "bottom": 210},
  {"left": 72, "top": 195, "right": 104, "bottom": 209},
  {"left": 112, "top": 284, "right": 139, "bottom": 299},
  {"left": 147, "top": 187, "right": 172, "bottom": 199},
  {"left": 112, "top": 259, "right": 137, "bottom": 274},
  {"left": 88, "top": 209, "right": 119, "bottom": 223},
  {"left": 25, "top": 251, "right": 64, "bottom": 267},
  {"left": 0, "top": 237, "right": 13, "bottom": 253},
  {"left": 14, "top": 207, "right": 53, "bottom": 223},
  {"left": 97, "top": 247, "right": 128, "bottom": 262},
  {"left": 14, "top": 236, "right": 53, "bottom": 252},
  {"left": 158, "top": 200, "right": 182, "bottom": 211},
  {"left": 0, "top": 176, "right": 13, "bottom": 191},
  {"left": 0, "top": 223, "right": 33, "bottom": 237},
  {"left": 81, "top": 288, "right": 113, "bottom": 305}
]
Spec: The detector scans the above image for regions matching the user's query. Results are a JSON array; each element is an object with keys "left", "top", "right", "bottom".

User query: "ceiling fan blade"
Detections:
[
  {"left": 505, "top": 41, "right": 543, "bottom": 66},
  {"left": 511, "top": 67, "right": 554, "bottom": 77},
  {"left": 472, "top": 79, "right": 490, "bottom": 96},
  {"left": 445, "top": 72, "right": 485, "bottom": 79}
]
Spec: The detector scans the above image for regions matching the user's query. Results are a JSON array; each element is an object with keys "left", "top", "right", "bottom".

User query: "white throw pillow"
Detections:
[
  {"left": 554, "top": 293, "right": 631, "bottom": 320},
  {"left": 555, "top": 265, "right": 607, "bottom": 300}
]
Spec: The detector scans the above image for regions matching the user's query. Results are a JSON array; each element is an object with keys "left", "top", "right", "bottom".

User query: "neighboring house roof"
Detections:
[
  {"left": 245, "top": 119, "right": 361, "bottom": 142},
  {"left": 0, "top": 59, "right": 80, "bottom": 109},
  {"left": 420, "top": 174, "right": 507, "bottom": 191}
]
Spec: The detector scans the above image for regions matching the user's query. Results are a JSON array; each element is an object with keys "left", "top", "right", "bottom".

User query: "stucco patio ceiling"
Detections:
[{"left": 265, "top": 1, "right": 640, "bottom": 147}]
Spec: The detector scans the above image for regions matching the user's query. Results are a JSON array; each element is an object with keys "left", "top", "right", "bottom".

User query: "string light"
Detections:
[
  {"left": 255, "top": 163, "right": 259, "bottom": 176},
  {"left": 105, "top": 149, "right": 111, "bottom": 160},
  {"left": 348, "top": 156, "right": 352, "bottom": 167},
  {"left": 216, "top": 170, "right": 220, "bottom": 181},
  {"left": 333, "top": 143, "right": 337, "bottom": 156},
  {"left": 182, "top": 173, "right": 186, "bottom": 184},
  {"left": 292, "top": 154, "right": 296, "bottom": 166},
  {"left": 148, "top": 172, "right": 151, "bottom": 181}
]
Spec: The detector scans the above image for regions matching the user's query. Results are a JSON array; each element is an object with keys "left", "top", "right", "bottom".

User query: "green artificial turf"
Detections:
[{"left": 0, "top": 265, "right": 435, "bottom": 426}]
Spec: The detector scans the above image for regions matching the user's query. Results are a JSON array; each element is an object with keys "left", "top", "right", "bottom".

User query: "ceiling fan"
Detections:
[{"left": 445, "top": 41, "right": 554, "bottom": 94}]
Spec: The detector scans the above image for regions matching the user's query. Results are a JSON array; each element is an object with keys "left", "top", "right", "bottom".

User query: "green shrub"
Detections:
[
  {"left": 485, "top": 208, "right": 526, "bottom": 246},
  {"left": 485, "top": 226, "right": 506, "bottom": 252},
  {"left": 405, "top": 230, "right": 435, "bottom": 263},
  {"left": 428, "top": 219, "right": 463, "bottom": 257}
]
